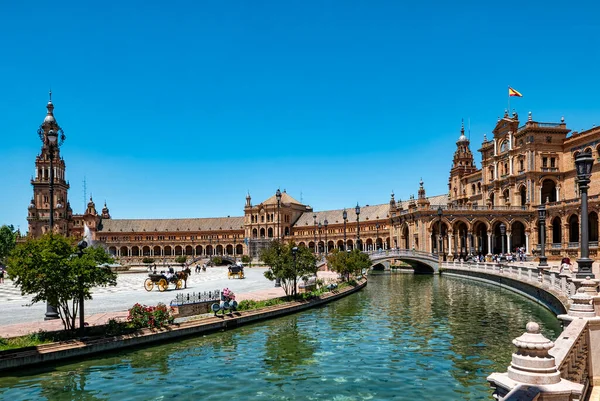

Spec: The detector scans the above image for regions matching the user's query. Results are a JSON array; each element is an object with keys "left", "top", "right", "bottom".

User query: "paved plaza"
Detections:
[{"left": 0, "top": 266, "right": 279, "bottom": 329}]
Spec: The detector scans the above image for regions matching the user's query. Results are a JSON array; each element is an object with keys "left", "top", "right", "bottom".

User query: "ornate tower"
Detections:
[
  {"left": 448, "top": 120, "right": 477, "bottom": 204},
  {"left": 27, "top": 92, "right": 70, "bottom": 237}
]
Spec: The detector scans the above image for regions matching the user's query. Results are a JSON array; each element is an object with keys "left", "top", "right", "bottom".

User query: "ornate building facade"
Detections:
[{"left": 26, "top": 98, "right": 600, "bottom": 265}]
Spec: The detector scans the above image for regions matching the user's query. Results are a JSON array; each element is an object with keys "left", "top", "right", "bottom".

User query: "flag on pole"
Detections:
[{"left": 508, "top": 87, "right": 523, "bottom": 97}]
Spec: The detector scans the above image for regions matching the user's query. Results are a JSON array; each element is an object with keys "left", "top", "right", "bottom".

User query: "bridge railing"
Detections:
[{"left": 364, "top": 248, "right": 438, "bottom": 260}]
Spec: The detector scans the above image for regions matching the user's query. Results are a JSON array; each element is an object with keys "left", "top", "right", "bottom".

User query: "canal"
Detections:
[{"left": 0, "top": 274, "right": 561, "bottom": 400}]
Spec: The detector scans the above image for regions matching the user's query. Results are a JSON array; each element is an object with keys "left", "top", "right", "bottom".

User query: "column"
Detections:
[
  {"left": 487, "top": 232, "right": 492, "bottom": 256},
  {"left": 525, "top": 233, "right": 530, "bottom": 254},
  {"left": 448, "top": 231, "right": 454, "bottom": 258},
  {"left": 507, "top": 231, "right": 512, "bottom": 254}
]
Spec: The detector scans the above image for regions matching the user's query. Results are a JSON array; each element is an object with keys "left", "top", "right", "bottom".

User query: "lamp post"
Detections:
[
  {"left": 313, "top": 214, "right": 317, "bottom": 254},
  {"left": 45, "top": 128, "right": 64, "bottom": 320},
  {"left": 324, "top": 219, "right": 328, "bottom": 255},
  {"left": 276, "top": 189, "right": 282, "bottom": 240},
  {"left": 343, "top": 209, "right": 347, "bottom": 251},
  {"left": 355, "top": 203, "right": 361, "bottom": 251},
  {"left": 233, "top": 233, "right": 236, "bottom": 262},
  {"left": 538, "top": 202, "right": 548, "bottom": 267},
  {"left": 292, "top": 246, "right": 298, "bottom": 296},
  {"left": 437, "top": 206, "right": 443, "bottom": 257},
  {"left": 375, "top": 223, "right": 379, "bottom": 252},
  {"left": 318, "top": 222, "right": 322, "bottom": 256},
  {"left": 575, "top": 151, "right": 595, "bottom": 278},
  {"left": 499, "top": 223, "right": 506, "bottom": 261},
  {"left": 77, "top": 239, "right": 88, "bottom": 335}
]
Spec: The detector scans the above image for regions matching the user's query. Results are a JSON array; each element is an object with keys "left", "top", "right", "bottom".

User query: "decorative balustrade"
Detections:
[
  {"left": 550, "top": 319, "right": 589, "bottom": 394},
  {"left": 568, "top": 242, "right": 579, "bottom": 249}
]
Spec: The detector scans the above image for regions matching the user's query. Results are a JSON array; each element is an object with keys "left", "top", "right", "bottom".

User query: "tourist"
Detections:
[
  {"left": 0, "top": 266, "right": 4, "bottom": 284},
  {"left": 559, "top": 257, "right": 572, "bottom": 275}
]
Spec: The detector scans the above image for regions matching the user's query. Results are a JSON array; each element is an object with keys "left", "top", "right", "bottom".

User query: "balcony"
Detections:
[
  {"left": 541, "top": 167, "right": 559, "bottom": 173},
  {"left": 568, "top": 242, "right": 579, "bottom": 249}
]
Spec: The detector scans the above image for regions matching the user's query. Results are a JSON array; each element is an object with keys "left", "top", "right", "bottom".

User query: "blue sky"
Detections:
[{"left": 2, "top": 1, "right": 599, "bottom": 232}]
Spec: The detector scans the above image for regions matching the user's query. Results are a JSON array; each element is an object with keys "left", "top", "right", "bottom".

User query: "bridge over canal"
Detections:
[{"left": 366, "top": 249, "right": 440, "bottom": 274}]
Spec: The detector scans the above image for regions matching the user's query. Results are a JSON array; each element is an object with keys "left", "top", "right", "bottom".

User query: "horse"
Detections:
[{"left": 176, "top": 267, "right": 192, "bottom": 288}]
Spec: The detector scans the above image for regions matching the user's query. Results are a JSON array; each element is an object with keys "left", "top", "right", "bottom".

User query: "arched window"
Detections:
[
  {"left": 500, "top": 141, "right": 508, "bottom": 153},
  {"left": 569, "top": 215, "right": 579, "bottom": 243},
  {"left": 552, "top": 217, "right": 562, "bottom": 244},
  {"left": 541, "top": 179, "right": 557, "bottom": 203}
]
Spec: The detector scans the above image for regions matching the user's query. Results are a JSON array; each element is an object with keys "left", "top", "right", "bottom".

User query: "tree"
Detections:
[
  {"left": 260, "top": 241, "right": 316, "bottom": 297},
  {"left": 0, "top": 224, "right": 17, "bottom": 264},
  {"left": 327, "top": 249, "right": 370, "bottom": 281},
  {"left": 142, "top": 257, "right": 155, "bottom": 264},
  {"left": 6, "top": 234, "right": 117, "bottom": 331},
  {"left": 175, "top": 256, "right": 187, "bottom": 264}
]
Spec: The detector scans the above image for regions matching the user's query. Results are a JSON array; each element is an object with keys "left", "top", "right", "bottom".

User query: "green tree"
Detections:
[
  {"left": 6, "top": 234, "right": 117, "bottom": 331},
  {"left": 174, "top": 256, "right": 187, "bottom": 264},
  {"left": 327, "top": 248, "right": 370, "bottom": 281},
  {"left": 260, "top": 241, "right": 316, "bottom": 297},
  {"left": 142, "top": 257, "right": 155, "bottom": 264},
  {"left": 0, "top": 224, "right": 17, "bottom": 264}
]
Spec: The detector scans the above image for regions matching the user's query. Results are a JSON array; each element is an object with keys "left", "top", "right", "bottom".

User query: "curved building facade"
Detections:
[{"left": 26, "top": 99, "right": 600, "bottom": 264}]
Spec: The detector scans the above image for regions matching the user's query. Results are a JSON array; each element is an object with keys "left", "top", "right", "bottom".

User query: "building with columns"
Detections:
[{"left": 26, "top": 97, "right": 600, "bottom": 265}]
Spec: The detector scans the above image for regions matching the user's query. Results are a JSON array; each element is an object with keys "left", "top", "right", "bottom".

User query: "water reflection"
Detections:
[{"left": 0, "top": 274, "right": 561, "bottom": 401}]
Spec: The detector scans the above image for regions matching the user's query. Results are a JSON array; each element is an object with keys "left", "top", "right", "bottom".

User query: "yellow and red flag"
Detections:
[{"left": 508, "top": 87, "right": 523, "bottom": 97}]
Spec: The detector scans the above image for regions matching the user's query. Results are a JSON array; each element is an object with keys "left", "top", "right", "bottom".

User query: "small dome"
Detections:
[{"left": 28, "top": 200, "right": 36, "bottom": 209}]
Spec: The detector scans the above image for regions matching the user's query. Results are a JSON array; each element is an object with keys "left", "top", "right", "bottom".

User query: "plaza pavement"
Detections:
[{"left": 0, "top": 266, "right": 338, "bottom": 338}]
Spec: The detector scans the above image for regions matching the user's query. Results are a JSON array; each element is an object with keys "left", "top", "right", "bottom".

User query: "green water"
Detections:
[{"left": 0, "top": 274, "right": 561, "bottom": 400}]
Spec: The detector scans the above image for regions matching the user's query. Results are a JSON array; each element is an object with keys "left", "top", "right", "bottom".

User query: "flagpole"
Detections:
[{"left": 507, "top": 85, "right": 510, "bottom": 115}]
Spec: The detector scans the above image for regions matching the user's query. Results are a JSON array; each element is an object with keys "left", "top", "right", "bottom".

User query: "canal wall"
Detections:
[
  {"left": 441, "top": 265, "right": 568, "bottom": 315},
  {"left": 0, "top": 279, "right": 366, "bottom": 373}
]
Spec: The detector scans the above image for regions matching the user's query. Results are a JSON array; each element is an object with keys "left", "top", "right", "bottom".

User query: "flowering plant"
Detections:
[{"left": 128, "top": 302, "right": 174, "bottom": 329}]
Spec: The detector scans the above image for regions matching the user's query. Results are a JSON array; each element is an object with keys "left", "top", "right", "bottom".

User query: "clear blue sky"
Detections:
[{"left": 2, "top": 1, "right": 599, "bottom": 232}]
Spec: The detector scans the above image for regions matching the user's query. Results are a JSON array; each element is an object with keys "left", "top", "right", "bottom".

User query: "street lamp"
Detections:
[
  {"left": 537, "top": 202, "right": 548, "bottom": 267},
  {"left": 499, "top": 223, "right": 506, "bottom": 261},
  {"left": 233, "top": 233, "right": 236, "bottom": 262},
  {"left": 437, "top": 206, "right": 443, "bottom": 256},
  {"left": 276, "top": 189, "right": 282, "bottom": 240},
  {"left": 355, "top": 203, "right": 361, "bottom": 251},
  {"left": 318, "top": 221, "right": 322, "bottom": 256},
  {"left": 375, "top": 223, "right": 380, "bottom": 252},
  {"left": 313, "top": 213, "right": 317, "bottom": 254},
  {"left": 324, "top": 219, "right": 328, "bottom": 255},
  {"left": 44, "top": 128, "right": 65, "bottom": 320},
  {"left": 77, "top": 239, "right": 88, "bottom": 335},
  {"left": 292, "top": 246, "right": 298, "bottom": 296},
  {"left": 575, "top": 151, "right": 595, "bottom": 278},
  {"left": 343, "top": 209, "right": 348, "bottom": 251}
]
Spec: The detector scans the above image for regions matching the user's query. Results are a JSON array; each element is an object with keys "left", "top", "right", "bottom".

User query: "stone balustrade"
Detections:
[{"left": 440, "top": 259, "right": 600, "bottom": 400}]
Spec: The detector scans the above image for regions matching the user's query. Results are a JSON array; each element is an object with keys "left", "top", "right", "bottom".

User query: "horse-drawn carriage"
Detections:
[
  {"left": 228, "top": 262, "right": 245, "bottom": 279},
  {"left": 144, "top": 273, "right": 183, "bottom": 292}
]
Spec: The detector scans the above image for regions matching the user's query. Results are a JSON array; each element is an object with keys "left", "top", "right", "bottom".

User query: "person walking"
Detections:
[{"left": 0, "top": 266, "right": 5, "bottom": 284}]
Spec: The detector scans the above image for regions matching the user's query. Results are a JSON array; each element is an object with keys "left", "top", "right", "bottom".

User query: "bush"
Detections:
[
  {"left": 142, "top": 257, "right": 155, "bottom": 264},
  {"left": 104, "top": 318, "right": 132, "bottom": 336},
  {"left": 127, "top": 303, "right": 175, "bottom": 330},
  {"left": 175, "top": 256, "right": 187, "bottom": 264},
  {"left": 241, "top": 255, "right": 251, "bottom": 264},
  {"left": 211, "top": 256, "right": 223, "bottom": 265},
  {"left": 237, "top": 298, "right": 284, "bottom": 311}
]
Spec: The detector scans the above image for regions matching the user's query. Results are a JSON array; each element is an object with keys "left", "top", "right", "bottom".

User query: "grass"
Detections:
[{"left": 0, "top": 331, "right": 56, "bottom": 351}]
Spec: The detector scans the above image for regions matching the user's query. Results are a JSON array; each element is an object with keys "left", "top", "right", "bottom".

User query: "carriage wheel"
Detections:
[
  {"left": 158, "top": 279, "right": 168, "bottom": 292},
  {"left": 144, "top": 278, "right": 154, "bottom": 292},
  {"left": 176, "top": 279, "right": 183, "bottom": 290}
]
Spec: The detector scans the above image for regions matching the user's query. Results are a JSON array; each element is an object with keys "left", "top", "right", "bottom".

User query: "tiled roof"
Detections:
[
  {"left": 294, "top": 204, "right": 390, "bottom": 227},
  {"left": 260, "top": 191, "right": 304, "bottom": 206},
  {"left": 99, "top": 216, "right": 245, "bottom": 233}
]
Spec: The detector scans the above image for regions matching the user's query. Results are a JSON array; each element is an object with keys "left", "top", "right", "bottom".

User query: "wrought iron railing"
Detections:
[{"left": 171, "top": 289, "right": 221, "bottom": 306}]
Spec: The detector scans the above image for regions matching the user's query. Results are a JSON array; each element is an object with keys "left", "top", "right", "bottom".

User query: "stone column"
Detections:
[
  {"left": 487, "top": 232, "right": 492, "bottom": 256},
  {"left": 525, "top": 233, "right": 530, "bottom": 255},
  {"left": 507, "top": 230, "right": 512, "bottom": 255},
  {"left": 448, "top": 231, "right": 454, "bottom": 259}
]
